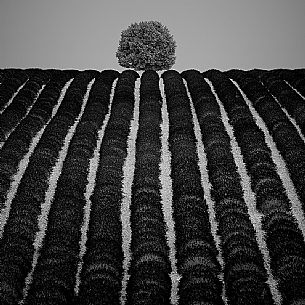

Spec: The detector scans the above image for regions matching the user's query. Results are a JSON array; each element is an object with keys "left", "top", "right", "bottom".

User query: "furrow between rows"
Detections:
[{"left": 206, "top": 78, "right": 281, "bottom": 305}]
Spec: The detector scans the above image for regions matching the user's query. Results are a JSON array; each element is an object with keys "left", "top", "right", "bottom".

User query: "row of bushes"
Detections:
[
  {"left": 0, "top": 69, "right": 52, "bottom": 139},
  {"left": 0, "top": 69, "right": 80, "bottom": 211},
  {"left": 23, "top": 71, "right": 119, "bottom": 304},
  {"left": 227, "top": 70, "right": 305, "bottom": 213},
  {"left": 0, "top": 70, "right": 96, "bottom": 305},
  {"left": 163, "top": 70, "right": 224, "bottom": 305},
  {"left": 259, "top": 70, "right": 305, "bottom": 136},
  {"left": 24, "top": 70, "right": 119, "bottom": 305},
  {"left": 53, "top": 71, "right": 98, "bottom": 123},
  {"left": 1, "top": 67, "right": 303, "bottom": 303},
  {"left": 75, "top": 70, "right": 139, "bottom": 305},
  {"left": 0, "top": 149, "right": 60, "bottom": 304},
  {"left": 126, "top": 70, "right": 171, "bottom": 305},
  {"left": 182, "top": 69, "right": 274, "bottom": 304},
  {"left": 280, "top": 69, "right": 305, "bottom": 98},
  {"left": 36, "top": 71, "right": 96, "bottom": 152},
  {"left": 225, "top": 69, "right": 305, "bottom": 304},
  {"left": 0, "top": 69, "right": 28, "bottom": 113},
  {"left": 205, "top": 69, "right": 290, "bottom": 212},
  {"left": 262, "top": 207, "right": 305, "bottom": 304},
  {"left": 182, "top": 70, "right": 244, "bottom": 203},
  {"left": 0, "top": 71, "right": 74, "bottom": 206}
]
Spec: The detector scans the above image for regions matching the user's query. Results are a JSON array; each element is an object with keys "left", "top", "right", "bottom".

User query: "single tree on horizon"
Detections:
[{"left": 116, "top": 20, "right": 176, "bottom": 71}]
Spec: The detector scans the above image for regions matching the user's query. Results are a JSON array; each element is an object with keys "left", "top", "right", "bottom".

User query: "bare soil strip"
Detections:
[
  {"left": 285, "top": 80, "right": 305, "bottom": 100},
  {"left": 20, "top": 78, "right": 94, "bottom": 304},
  {"left": 206, "top": 78, "right": 282, "bottom": 305},
  {"left": 232, "top": 79, "right": 305, "bottom": 242},
  {"left": 0, "top": 78, "right": 28, "bottom": 116},
  {"left": 160, "top": 75, "right": 180, "bottom": 305},
  {"left": 0, "top": 80, "right": 72, "bottom": 237},
  {"left": 120, "top": 75, "right": 141, "bottom": 305},
  {"left": 3, "top": 84, "right": 46, "bottom": 143},
  {"left": 184, "top": 78, "right": 228, "bottom": 305},
  {"left": 74, "top": 78, "right": 118, "bottom": 295}
]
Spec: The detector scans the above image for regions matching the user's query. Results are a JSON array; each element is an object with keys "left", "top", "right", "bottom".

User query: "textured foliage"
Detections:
[
  {"left": 1, "top": 68, "right": 305, "bottom": 305},
  {"left": 116, "top": 21, "right": 176, "bottom": 71}
]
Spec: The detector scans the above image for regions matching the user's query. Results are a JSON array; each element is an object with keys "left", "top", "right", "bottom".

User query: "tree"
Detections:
[{"left": 116, "top": 21, "right": 176, "bottom": 71}]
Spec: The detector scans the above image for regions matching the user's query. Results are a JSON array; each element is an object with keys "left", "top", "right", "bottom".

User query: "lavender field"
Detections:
[{"left": 0, "top": 67, "right": 305, "bottom": 305}]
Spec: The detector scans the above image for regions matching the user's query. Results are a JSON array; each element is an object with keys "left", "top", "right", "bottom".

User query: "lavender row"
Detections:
[
  {"left": 163, "top": 70, "right": 224, "bottom": 305},
  {"left": 0, "top": 69, "right": 28, "bottom": 113},
  {"left": 228, "top": 69, "right": 305, "bottom": 210},
  {"left": 0, "top": 70, "right": 95, "bottom": 305},
  {"left": 126, "top": 71, "right": 171, "bottom": 305},
  {"left": 0, "top": 70, "right": 74, "bottom": 205},
  {"left": 24, "top": 70, "right": 119, "bottom": 305},
  {"left": 225, "top": 69, "right": 305, "bottom": 304},
  {"left": 258, "top": 70, "right": 305, "bottom": 136},
  {"left": 75, "top": 70, "right": 139, "bottom": 305},
  {"left": 182, "top": 69, "right": 274, "bottom": 304},
  {"left": 0, "top": 69, "right": 52, "bottom": 139}
]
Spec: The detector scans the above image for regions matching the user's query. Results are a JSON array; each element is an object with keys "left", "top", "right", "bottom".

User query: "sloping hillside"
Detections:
[{"left": 0, "top": 67, "right": 305, "bottom": 305}]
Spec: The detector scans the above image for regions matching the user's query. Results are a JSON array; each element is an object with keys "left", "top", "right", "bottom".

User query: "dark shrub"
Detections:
[{"left": 116, "top": 21, "right": 176, "bottom": 71}]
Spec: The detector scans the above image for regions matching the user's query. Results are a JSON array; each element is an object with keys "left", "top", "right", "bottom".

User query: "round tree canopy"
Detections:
[{"left": 116, "top": 20, "right": 176, "bottom": 71}]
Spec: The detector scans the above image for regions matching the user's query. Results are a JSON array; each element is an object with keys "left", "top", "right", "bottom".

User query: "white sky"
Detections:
[{"left": 0, "top": 0, "right": 304, "bottom": 72}]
